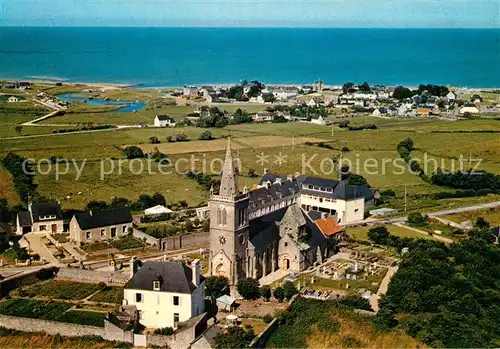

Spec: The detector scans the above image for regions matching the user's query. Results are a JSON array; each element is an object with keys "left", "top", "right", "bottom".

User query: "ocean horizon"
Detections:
[{"left": 0, "top": 27, "right": 499, "bottom": 87}]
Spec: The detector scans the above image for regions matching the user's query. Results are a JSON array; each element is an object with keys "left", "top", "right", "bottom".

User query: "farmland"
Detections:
[
  {"left": 345, "top": 224, "right": 435, "bottom": 243},
  {"left": 444, "top": 206, "right": 500, "bottom": 226},
  {"left": 10, "top": 280, "right": 102, "bottom": 300}
]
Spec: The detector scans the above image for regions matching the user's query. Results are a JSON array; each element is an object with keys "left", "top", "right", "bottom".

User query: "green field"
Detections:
[
  {"left": 89, "top": 287, "right": 124, "bottom": 304},
  {"left": 345, "top": 224, "right": 434, "bottom": 242}
]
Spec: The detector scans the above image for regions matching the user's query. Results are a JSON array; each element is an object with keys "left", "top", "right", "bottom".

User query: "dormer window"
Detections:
[
  {"left": 153, "top": 280, "right": 160, "bottom": 291},
  {"left": 39, "top": 215, "right": 56, "bottom": 221}
]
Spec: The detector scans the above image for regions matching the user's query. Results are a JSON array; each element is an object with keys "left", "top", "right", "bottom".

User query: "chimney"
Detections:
[
  {"left": 130, "top": 256, "right": 138, "bottom": 279},
  {"left": 191, "top": 259, "right": 200, "bottom": 287}
]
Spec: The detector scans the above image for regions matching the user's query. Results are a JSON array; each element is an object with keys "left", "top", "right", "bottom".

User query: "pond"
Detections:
[{"left": 57, "top": 93, "right": 146, "bottom": 113}]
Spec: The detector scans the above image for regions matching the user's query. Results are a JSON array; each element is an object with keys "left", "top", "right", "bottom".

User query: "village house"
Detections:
[
  {"left": 16, "top": 202, "right": 64, "bottom": 235},
  {"left": 446, "top": 91, "right": 456, "bottom": 103},
  {"left": 310, "top": 114, "right": 328, "bottom": 125},
  {"left": 272, "top": 86, "right": 299, "bottom": 101},
  {"left": 460, "top": 106, "right": 479, "bottom": 115},
  {"left": 253, "top": 111, "right": 274, "bottom": 122},
  {"left": 416, "top": 108, "right": 432, "bottom": 117},
  {"left": 123, "top": 260, "right": 205, "bottom": 329},
  {"left": 7, "top": 96, "right": 19, "bottom": 103},
  {"left": 69, "top": 206, "right": 133, "bottom": 245},
  {"left": 183, "top": 86, "right": 199, "bottom": 97},
  {"left": 154, "top": 115, "right": 176, "bottom": 127}
]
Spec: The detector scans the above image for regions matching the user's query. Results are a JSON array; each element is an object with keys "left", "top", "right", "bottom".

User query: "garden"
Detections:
[
  {"left": 81, "top": 236, "right": 146, "bottom": 253},
  {"left": 89, "top": 286, "right": 124, "bottom": 304},
  {"left": 10, "top": 280, "right": 102, "bottom": 300}
]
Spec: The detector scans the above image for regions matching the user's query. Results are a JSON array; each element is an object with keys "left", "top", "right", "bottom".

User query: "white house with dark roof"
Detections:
[
  {"left": 16, "top": 202, "right": 64, "bottom": 235},
  {"left": 154, "top": 115, "right": 176, "bottom": 127},
  {"left": 69, "top": 207, "right": 133, "bottom": 244},
  {"left": 124, "top": 260, "right": 205, "bottom": 329}
]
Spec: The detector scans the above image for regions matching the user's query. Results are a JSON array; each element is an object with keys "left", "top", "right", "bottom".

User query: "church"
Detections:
[{"left": 209, "top": 139, "right": 375, "bottom": 285}]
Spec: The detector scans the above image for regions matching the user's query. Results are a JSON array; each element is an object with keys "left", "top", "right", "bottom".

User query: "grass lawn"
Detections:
[
  {"left": 444, "top": 206, "right": 500, "bottom": 226},
  {"left": 0, "top": 299, "right": 71, "bottom": 320},
  {"left": 409, "top": 218, "right": 465, "bottom": 238},
  {"left": 345, "top": 224, "right": 435, "bottom": 243},
  {"left": 10, "top": 280, "right": 102, "bottom": 300},
  {"left": 0, "top": 102, "right": 52, "bottom": 138},
  {"left": 89, "top": 287, "right": 124, "bottom": 304}
]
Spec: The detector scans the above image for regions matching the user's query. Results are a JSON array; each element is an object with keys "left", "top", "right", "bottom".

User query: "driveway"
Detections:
[{"left": 24, "top": 233, "right": 60, "bottom": 265}]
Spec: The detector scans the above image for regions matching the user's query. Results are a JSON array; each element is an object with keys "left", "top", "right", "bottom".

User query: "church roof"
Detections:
[
  {"left": 315, "top": 216, "right": 342, "bottom": 237},
  {"left": 219, "top": 138, "right": 238, "bottom": 197}
]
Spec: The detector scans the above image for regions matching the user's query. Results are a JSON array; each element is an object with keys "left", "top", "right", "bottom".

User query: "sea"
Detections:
[{"left": 0, "top": 27, "right": 499, "bottom": 87}]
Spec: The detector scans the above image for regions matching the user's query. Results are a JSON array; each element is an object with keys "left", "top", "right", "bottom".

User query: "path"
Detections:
[
  {"left": 23, "top": 233, "right": 60, "bottom": 266},
  {"left": 370, "top": 265, "right": 399, "bottom": 313}
]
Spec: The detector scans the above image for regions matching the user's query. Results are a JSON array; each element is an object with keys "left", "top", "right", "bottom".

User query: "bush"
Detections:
[
  {"left": 205, "top": 275, "right": 229, "bottom": 298},
  {"left": 123, "top": 146, "right": 144, "bottom": 159},
  {"left": 407, "top": 212, "right": 428, "bottom": 226},
  {"left": 274, "top": 287, "right": 285, "bottom": 302},
  {"left": 262, "top": 314, "right": 273, "bottom": 324},
  {"left": 199, "top": 130, "right": 213, "bottom": 140},
  {"left": 237, "top": 278, "right": 261, "bottom": 300},
  {"left": 154, "top": 327, "right": 174, "bottom": 336},
  {"left": 282, "top": 281, "right": 298, "bottom": 300},
  {"left": 261, "top": 285, "right": 271, "bottom": 301}
]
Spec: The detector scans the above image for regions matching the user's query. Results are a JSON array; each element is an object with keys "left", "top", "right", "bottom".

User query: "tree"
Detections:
[
  {"left": 214, "top": 325, "right": 254, "bottom": 349},
  {"left": 282, "top": 281, "right": 298, "bottom": 300},
  {"left": 86, "top": 200, "right": 108, "bottom": 211},
  {"left": 367, "top": 226, "right": 390, "bottom": 245},
  {"left": 149, "top": 136, "right": 160, "bottom": 144},
  {"left": 474, "top": 217, "right": 490, "bottom": 229},
  {"left": 272, "top": 115, "right": 287, "bottom": 123},
  {"left": 237, "top": 278, "right": 261, "bottom": 300},
  {"left": 342, "top": 82, "right": 355, "bottom": 94},
  {"left": 110, "top": 197, "right": 130, "bottom": 207},
  {"left": 346, "top": 173, "right": 369, "bottom": 187},
  {"left": 178, "top": 200, "right": 188, "bottom": 209},
  {"left": 199, "top": 130, "right": 213, "bottom": 140},
  {"left": 393, "top": 86, "right": 413, "bottom": 100},
  {"left": 398, "top": 137, "right": 415, "bottom": 152},
  {"left": 152, "top": 192, "right": 166, "bottom": 206},
  {"left": 202, "top": 219, "right": 210, "bottom": 232},
  {"left": 262, "top": 93, "right": 276, "bottom": 103},
  {"left": 176, "top": 133, "right": 189, "bottom": 142},
  {"left": 247, "top": 168, "right": 257, "bottom": 178},
  {"left": 15, "top": 125, "right": 22, "bottom": 135},
  {"left": 123, "top": 146, "right": 144, "bottom": 159},
  {"left": 184, "top": 219, "right": 194, "bottom": 232},
  {"left": 358, "top": 81, "right": 371, "bottom": 92},
  {"left": 261, "top": 285, "right": 271, "bottom": 301},
  {"left": 407, "top": 212, "right": 428, "bottom": 226},
  {"left": 205, "top": 275, "right": 229, "bottom": 298},
  {"left": 273, "top": 287, "right": 285, "bottom": 302}
]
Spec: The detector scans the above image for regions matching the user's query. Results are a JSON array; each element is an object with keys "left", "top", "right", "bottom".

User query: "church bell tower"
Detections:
[{"left": 208, "top": 138, "right": 250, "bottom": 285}]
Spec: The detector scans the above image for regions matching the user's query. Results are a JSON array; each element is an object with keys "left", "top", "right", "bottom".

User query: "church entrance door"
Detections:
[
  {"left": 283, "top": 258, "right": 290, "bottom": 270},
  {"left": 215, "top": 263, "right": 228, "bottom": 277}
]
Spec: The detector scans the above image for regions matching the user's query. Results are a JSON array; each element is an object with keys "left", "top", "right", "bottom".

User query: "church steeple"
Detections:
[{"left": 219, "top": 137, "right": 238, "bottom": 197}]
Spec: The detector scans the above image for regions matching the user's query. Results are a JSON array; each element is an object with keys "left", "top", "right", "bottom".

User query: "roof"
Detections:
[
  {"left": 315, "top": 216, "right": 342, "bottom": 237},
  {"left": 416, "top": 108, "right": 432, "bottom": 114},
  {"left": 302, "top": 176, "right": 339, "bottom": 188},
  {"left": 302, "top": 179, "right": 373, "bottom": 201},
  {"left": 30, "top": 202, "right": 63, "bottom": 223},
  {"left": 18, "top": 211, "right": 32, "bottom": 227},
  {"left": 249, "top": 207, "right": 286, "bottom": 250},
  {"left": 125, "top": 261, "right": 204, "bottom": 294},
  {"left": 156, "top": 115, "right": 175, "bottom": 122},
  {"left": 144, "top": 205, "right": 173, "bottom": 215},
  {"left": 216, "top": 294, "right": 235, "bottom": 306},
  {"left": 74, "top": 207, "right": 132, "bottom": 230}
]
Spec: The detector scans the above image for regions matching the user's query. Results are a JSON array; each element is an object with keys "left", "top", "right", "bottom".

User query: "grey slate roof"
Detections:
[
  {"left": 249, "top": 207, "right": 286, "bottom": 250},
  {"left": 0, "top": 222, "right": 10, "bottom": 234},
  {"left": 18, "top": 211, "right": 32, "bottom": 227},
  {"left": 302, "top": 178, "right": 373, "bottom": 201},
  {"left": 74, "top": 207, "right": 132, "bottom": 230},
  {"left": 125, "top": 261, "right": 204, "bottom": 294},
  {"left": 156, "top": 115, "right": 175, "bottom": 122},
  {"left": 30, "top": 202, "right": 63, "bottom": 223}
]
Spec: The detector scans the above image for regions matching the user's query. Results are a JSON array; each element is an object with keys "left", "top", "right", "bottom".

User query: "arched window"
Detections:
[
  {"left": 216, "top": 207, "right": 222, "bottom": 225},
  {"left": 221, "top": 208, "right": 227, "bottom": 225}
]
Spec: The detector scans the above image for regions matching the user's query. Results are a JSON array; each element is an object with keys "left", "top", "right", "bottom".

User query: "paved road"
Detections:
[{"left": 342, "top": 201, "right": 500, "bottom": 228}]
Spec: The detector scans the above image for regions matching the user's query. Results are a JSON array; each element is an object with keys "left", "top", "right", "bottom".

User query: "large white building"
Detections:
[{"left": 124, "top": 260, "right": 205, "bottom": 329}]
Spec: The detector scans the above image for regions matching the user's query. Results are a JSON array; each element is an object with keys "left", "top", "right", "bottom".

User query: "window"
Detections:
[
  {"left": 86, "top": 231, "right": 91, "bottom": 240},
  {"left": 111, "top": 227, "right": 117, "bottom": 238},
  {"left": 173, "top": 313, "right": 180, "bottom": 323},
  {"left": 39, "top": 225, "right": 46, "bottom": 231},
  {"left": 100, "top": 229, "right": 106, "bottom": 238},
  {"left": 284, "top": 242, "right": 288, "bottom": 247},
  {"left": 173, "top": 296, "right": 179, "bottom": 306},
  {"left": 354, "top": 208, "right": 359, "bottom": 212},
  {"left": 122, "top": 225, "right": 127, "bottom": 233},
  {"left": 136, "top": 293, "right": 143, "bottom": 303},
  {"left": 153, "top": 281, "right": 160, "bottom": 291}
]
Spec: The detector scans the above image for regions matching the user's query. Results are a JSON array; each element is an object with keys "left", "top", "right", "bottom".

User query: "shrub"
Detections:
[
  {"left": 123, "top": 146, "right": 144, "bottom": 159},
  {"left": 261, "top": 285, "right": 271, "bottom": 301},
  {"left": 262, "top": 314, "right": 273, "bottom": 324},
  {"left": 282, "top": 281, "right": 298, "bottom": 300},
  {"left": 274, "top": 287, "right": 285, "bottom": 302},
  {"left": 237, "top": 278, "right": 261, "bottom": 300},
  {"left": 199, "top": 130, "right": 213, "bottom": 140}
]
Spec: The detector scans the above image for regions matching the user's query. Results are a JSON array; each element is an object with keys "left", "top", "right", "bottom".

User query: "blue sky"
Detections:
[{"left": 0, "top": 0, "right": 498, "bottom": 27}]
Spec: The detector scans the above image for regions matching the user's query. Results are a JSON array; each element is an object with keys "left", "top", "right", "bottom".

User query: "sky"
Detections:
[{"left": 0, "top": 0, "right": 498, "bottom": 28}]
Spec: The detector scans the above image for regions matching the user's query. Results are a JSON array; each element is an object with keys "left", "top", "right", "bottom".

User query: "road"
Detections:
[{"left": 342, "top": 201, "right": 500, "bottom": 228}]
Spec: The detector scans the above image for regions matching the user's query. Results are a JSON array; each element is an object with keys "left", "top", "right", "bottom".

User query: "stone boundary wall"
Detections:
[
  {"left": 0, "top": 266, "right": 57, "bottom": 297},
  {"left": 133, "top": 228, "right": 160, "bottom": 247},
  {"left": 249, "top": 293, "right": 299, "bottom": 348},
  {"left": 56, "top": 268, "right": 129, "bottom": 285},
  {"left": 160, "top": 232, "right": 209, "bottom": 251},
  {"left": 0, "top": 315, "right": 134, "bottom": 344}
]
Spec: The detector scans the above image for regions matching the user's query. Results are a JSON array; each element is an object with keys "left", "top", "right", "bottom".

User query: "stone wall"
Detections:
[
  {"left": 133, "top": 228, "right": 160, "bottom": 247},
  {"left": 56, "top": 268, "right": 129, "bottom": 285},
  {"left": 160, "top": 232, "right": 209, "bottom": 251},
  {"left": 0, "top": 315, "right": 134, "bottom": 343},
  {"left": 0, "top": 266, "right": 57, "bottom": 297}
]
